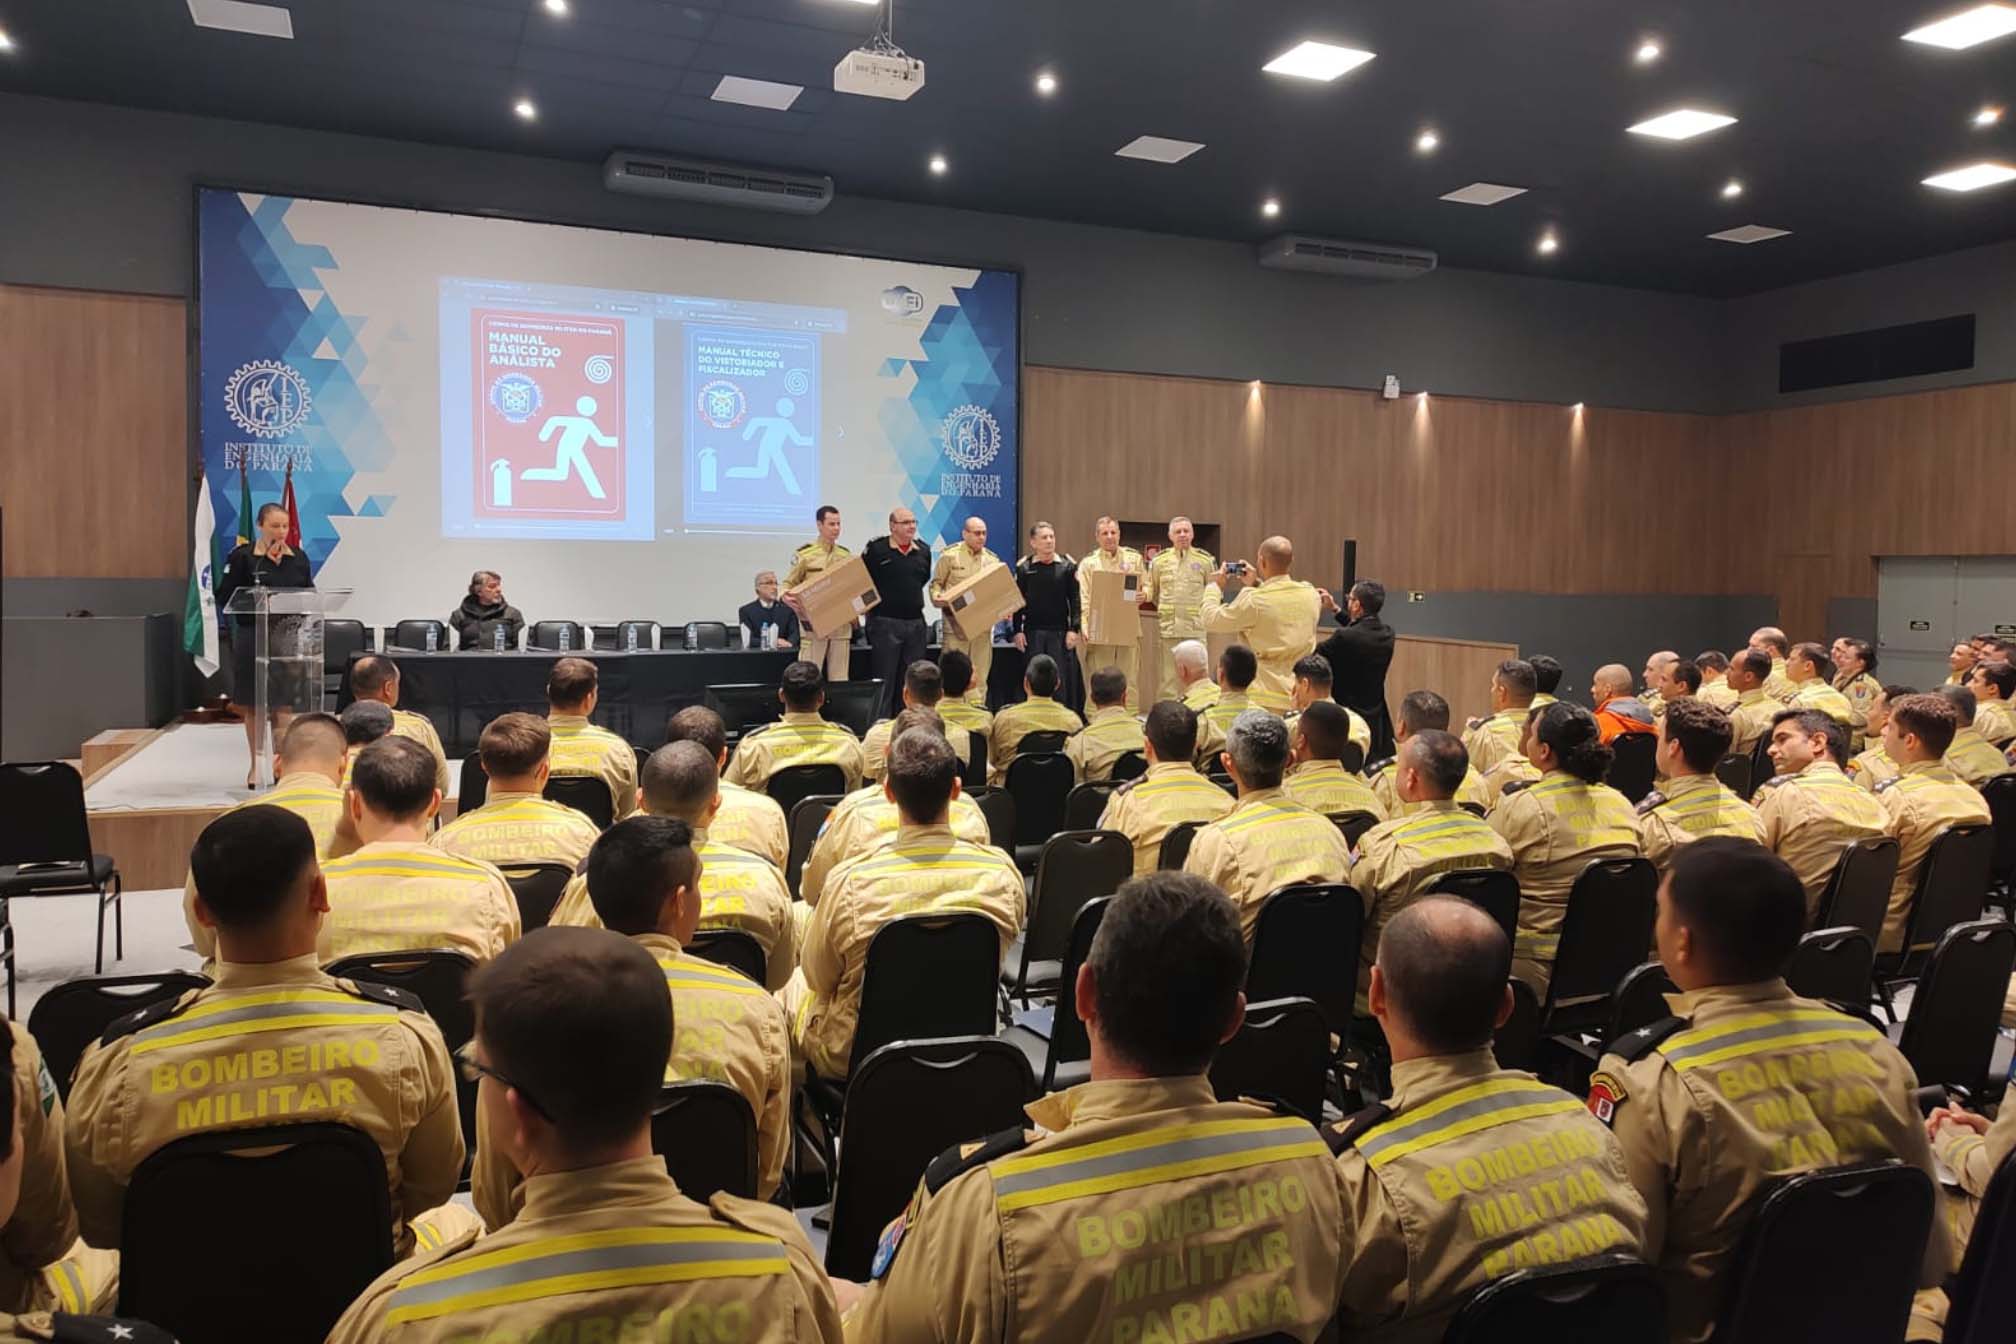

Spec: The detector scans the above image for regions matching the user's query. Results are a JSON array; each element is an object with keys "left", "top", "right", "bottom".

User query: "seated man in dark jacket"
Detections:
[{"left": 450, "top": 569, "right": 526, "bottom": 650}]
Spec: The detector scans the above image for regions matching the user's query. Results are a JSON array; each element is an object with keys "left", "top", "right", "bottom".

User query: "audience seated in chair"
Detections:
[
  {"left": 1191, "top": 644, "right": 1263, "bottom": 769},
  {"left": 1095, "top": 701, "right": 1233, "bottom": 877},
  {"left": 1636, "top": 697, "right": 1764, "bottom": 873},
  {"left": 1873, "top": 693, "right": 1991, "bottom": 956},
  {"left": 860, "top": 660, "right": 946, "bottom": 783},
  {"left": 0, "top": 1018, "right": 116, "bottom": 1314},
  {"left": 431, "top": 713, "right": 599, "bottom": 870},
  {"left": 348, "top": 654, "right": 451, "bottom": 796},
  {"left": 1283, "top": 653, "right": 1371, "bottom": 761},
  {"left": 723, "top": 661, "right": 865, "bottom": 793},
  {"left": 1064, "top": 666, "right": 1146, "bottom": 783},
  {"left": 1590, "top": 664, "right": 1657, "bottom": 745},
  {"left": 987, "top": 654, "right": 1084, "bottom": 783},
  {"left": 1374, "top": 690, "right": 1493, "bottom": 818},
  {"left": 1754, "top": 709, "right": 1887, "bottom": 921},
  {"left": 1283, "top": 700, "right": 1387, "bottom": 819},
  {"left": 1464, "top": 659, "right": 1537, "bottom": 778},
  {"left": 664, "top": 705, "right": 787, "bottom": 866},
  {"left": 1939, "top": 684, "right": 2012, "bottom": 787},
  {"left": 1848, "top": 685, "right": 1914, "bottom": 793},
  {"left": 933, "top": 650, "right": 996, "bottom": 770},
  {"left": 543, "top": 657, "right": 638, "bottom": 818},
  {"left": 1170, "top": 638, "right": 1218, "bottom": 713}
]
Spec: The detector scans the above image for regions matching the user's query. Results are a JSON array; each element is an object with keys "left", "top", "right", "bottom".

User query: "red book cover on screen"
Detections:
[{"left": 472, "top": 311, "right": 625, "bottom": 519}]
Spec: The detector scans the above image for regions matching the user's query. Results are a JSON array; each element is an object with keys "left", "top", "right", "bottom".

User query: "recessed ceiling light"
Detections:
[
  {"left": 1261, "top": 198, "right": 1281, "bottom": 218},
  {"left": 1707, "top": 224, "right": 1791, "bottom": 244},
  {"left": 1537, "top": 231, "right": 1560, "bottom": 255},
  {"left": 513, "top": 97, "right": 538, "bottom": 120},
  {"left": 1635, "top": 39, "right": 1663, "bottom": 64},
  {"left": 186, "top": 0, "right": 294, "bottom": 39},
  {"left": 1439, "top": 182, "right": 1527, "bottom": 205},
  {"left": 1415, "top": 129, "right": 1440, "bottom": 153},
  {"left": 1261, "top": 40, "right": 1376, "bottom": 82},
  {"left": 1721, "top": 178, "right": 1745, "bottom": 199},
  {"left": 0, "top": 28, "right": 13, "bottom": 51},
  {"left": 1923, "top": 160, "right": 2016, "bottom": 190},
  {"left": 1628, "top": 108, "right": 1738, "bottom": 140},
  {"left": 833, "top": 0, "right": 880, "bottom": 5},
  {"left": 928, "top": 153, "right": 949, "bottom": 175},
  {"left": 543, "top": 0, "right": 568, "bottom": 14},
  {"left": 1035, "top": 71, "right": 1058, "bottom": 96},
  {"left": 1115, "top": 135, "right": 1205, "bottom": 163},
  {"left": 711, "top": 75, "right": 803, "bottom": 111},
  {"left": 1903, "top": 4, "right": 2016, "bottom": 50},
  {"left": 1976, "top": 104, "right": 2004, "bottom": 126}
]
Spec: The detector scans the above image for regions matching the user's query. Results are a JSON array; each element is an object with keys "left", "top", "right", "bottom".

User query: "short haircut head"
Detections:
[
  {"left": 1938, "top": 683, "right": 1979, "bottom": 722},
  {"left": 1662, "top": 697, "right": 1733, "bottom": 773},
  {"left": 1172, "top": 640, "right": 1208, "bottom": 675},
  {"left": 1890, "top": 692, "right": 1959, "bottom": 757},
  {"left": 1733, "top": 649, "right": 1773, "bottom": 681},
  {"left": 546, "top": 656, "right": 598, "bottom": 709},
  {"left": 1404, "top": 730, "right": 1468, "bottom": 797},
  {"left": 585, "top": 816, "right": 698, "bottom": 936},
  {"left": 815, "top": 504, "right": 838, "bottom": 523},
  {"left": 937, "top": 649, "right": 974, "bottom": 697},
  {"left": 470, "top": 928, "right": 671, "bottom": 1152},
  {"left": 1088, "top": 873, "right": 1246, "bottom": 1074},
  {"left": 638, "top": 741, "right": 718, "bottom": 821},
  {"left": 1671, "top": 661, "right": 1702, "bottom": 694},
  {"left": 1377, "top": 897, "right": 1510, "bottom": 1053},
  {"left": 885, "top": 728, "right": 958, "bottom": 821},
  {"left": 1144, "top": 701, "right": 1199, "bottom": 762},
  {"left": 1025, "top": 654, "right": 1061, "bottom": 698},
  {"left": 277, "top": 712, "right": 345, "bottom": 768},
  {"left": 1296, "top": 700, "right": 1353, "bottom": 763},
  {"left": 1694, "top": 650, "right": 1730, "bottom": 674},
  {"left": 1398, "top": 690, "right": 1450, "bottom": 736},
  {"left": 349, "top": 653, "right": 398, "bottom": 698},
  {"left": 664, "top": 705, "right": 727, "bottom": 760},
  {"left": 1666, "top": 838, "right": 1804, "bottom": 981},
  {"left": 478, "top": 712, "right": 551, "bottom": 778},
  {"left": 890, "top": 706, "right": 945, "bottom": 745},
  {"left": 780, "top": 660, "right": 825, "bottom": 711},
  {"left": 339, "top": 699, "right": 394, "bottom": 746},
  {"left": 1839, "top": 637, "right": 1876, "bottom": 672},
  {"left": 1350, "top": 581, "right": 1386, "bottom": 615},
  {"left": 1791, "top": 642, "right": 1834, "bottom": 680},
  {"left": 1291, "top": 654, "right": 1333, "bottom": 689},
  {"left": 1494, "top": 659, "right": 1538, "bottom": 703},
  {"left": 190, "top": 805, "right": 316, "bottom": 929},
  {"left": 903, "top": 660, "right": 943, "bottom": 705},
  {"left": 1089, "top": 666, "right": 1128, "bottom": 707},
  {"left": 1976, "top": 660, "right": 2016, "bottom": 699},
  {"left": 1754, "top": 627, "right": 1790, "bottom": 656},
  {"left": 350, "top": 736, "right": 438, "bottom": 820},
  {"left": 1226, "top": 709, "right": 1289, "bottom": 788},
  {"left": 1528, "top": 656, "right": 1563, "bottom": 695},
  {"left": 1218, "top": 644, "right": 1257, "bottom": 690}
]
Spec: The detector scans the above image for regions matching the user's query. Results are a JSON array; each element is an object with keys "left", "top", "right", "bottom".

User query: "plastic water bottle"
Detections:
[
  {"left": 493, "top": 624, "right": 505, "bottom": 652},
  {"left": 559, "top": 625, "right": 573, "bottom": 651},
  {"left": 762, "top": 622, "right": 777, "bottom": 650},
  {"left": 424, "top": 625, "right": 438, "bottom": 652},
  {"left": 624, "top": 624, "right": 639, "bottom": 652}
]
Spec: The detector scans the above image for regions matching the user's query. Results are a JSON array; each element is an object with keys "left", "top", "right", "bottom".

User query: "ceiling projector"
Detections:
[{"left": 834, "top": 45, "right": 925, "bottom": 100}]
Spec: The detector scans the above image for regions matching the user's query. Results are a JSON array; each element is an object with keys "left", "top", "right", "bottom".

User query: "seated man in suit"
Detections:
[{"left": 738, "top": 569, "right": 800, "bottom": 651}]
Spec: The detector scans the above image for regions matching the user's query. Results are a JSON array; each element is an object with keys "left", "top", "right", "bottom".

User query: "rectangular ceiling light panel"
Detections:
[
  {"left": 1439, "top": 182, "right": 1527, "bottom": 205},
  {"left": 1115, "top": 135, "right": 1206, "bottom": 163},
  {"left": 187, "top": 0, "right": 294, "bottom": 38}
]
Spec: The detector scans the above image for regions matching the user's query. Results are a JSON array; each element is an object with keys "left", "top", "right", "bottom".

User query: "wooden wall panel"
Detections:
[
  {"left": 0, "top": 284, "right": 186, "bottom": 578},
  {"left": 1389, "top": 636, "right": 1522, "bottom": 735}
]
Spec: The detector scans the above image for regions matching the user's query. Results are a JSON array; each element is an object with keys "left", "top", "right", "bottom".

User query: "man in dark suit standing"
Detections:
[{"left": 1317, "top": 579, "right": 1397, "bottom": 760}]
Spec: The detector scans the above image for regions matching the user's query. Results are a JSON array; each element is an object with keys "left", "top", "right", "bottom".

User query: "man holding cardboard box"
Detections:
[
  {"left": 1076, "top": 515, "right": 1145, "bottom": 711},
  {"left": 862, "top": 508, "right": 934, "bottom": 719},
  {"left": 782, "top": 505, "right": 856, "bottom": 681},
  {"left": 929, "top": 517, "right": 1007, "bottom": 706}
]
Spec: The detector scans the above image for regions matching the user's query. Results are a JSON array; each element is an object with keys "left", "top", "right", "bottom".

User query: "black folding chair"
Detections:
[
  {"left": 1712, "top": 1162, "right": 1934, "bottom": 1344},
  {"left": 1001, "top": 898, "right": 1109, "bottom": 1093},
  {"left": 825, "top": 1037, "right": 1035, "bottom": 1280},
  {"left": 1444, "top": 1255, "right": 1664, "bottom": 1344},
  {"left": 527, "top": 620, "right": 586, "bottom": 652},
  {"left": 1209, "top": 996, "right": 1329, "bottom": 1123},
  {"left": 1881, "top": 823, "right": 1995, "bottom": 990},
  {"left": 651, "top": 1080, "right": 757, "bottom": 1201},
  {"left": 1339, "top": 742, "right": 1366, "bottom": 775},
  {"left": 1459, "top": 800, "right": 1489, "bottom": 818},
  {"left": 456, "top": 753, "right": 489, "bottom": 815},
  {"left": 1246, "top": 884, "right": 1364, "bottom": 1072},
  {"left": 327, "top": 949, "right": 477, "bottom": 1152},
  {"left": 1716, "top": 751, "right": 1754, "bottom": 801},
  {"left": 1550, "top": 961, "right": 1676, "bottom": 1095},
  {"left": 961, "top": 730, "right": 989, "bottom": 785},
  {"left": 1005, "top": 753, "right": 1074, "bottom": 870},
  {"left": 1159, "top": 819, "right": 1206, "bottom": 870},
  {"left": 1493, "top": 977, "right": 1544, "bottom": 1072},
  {"left": 683, "top": 621, "right": 731, "bottom": 651},
  {"left": 1785, "top": 926, "right": 1877, "bottom": 1010},
  {"left": 1063, "top": 781, "right": 1120, "bottom": 832},
  {"left": 1538, "top": 858, "right": 1659, "bottom": 1037},
  {"left": 1606, "top": 732, "right": 1658, "bottom": 804},
  {"left": 1982, "top": 772, "right": 2016, "bottom": 907},
  {"left": 0, "top": 761, "right": 124, "bottom": 1014},
  {"left": 1003, "top": 830, "right": 1132, "bottom": 1004},
  {"left": 1749, "top": 732, "right": 1777, "bottom": 793},
  {"left": 1013, "top": 729, "right": 1069, "bottom": 757},
  {"left": 120, "top": 1121, "right": 393, "bottom": 1344},
  {"left": 1945, "top": 1134, "right": 2016, "bottom": 1344},
  {"left": 786, "top": 795, "right": 843, "bottom": 900},
  {"left": 543, "top": 773, "right": 616, "bottom": 829},
  {"left": 390, "top": 619, "right": 447, "bottom": 651},
  {"left": 323, "top": 618, "right": 371, "bottom": 698},
  {"left": 28, "top": 971, "right": 209, "bottom": 1102},
  {"left": 1814, "top": 836, "right": 1900, "bottom": 941},
  {"left": 970, "top": 786, "right": 1016, "bottom": 850},
  {"left": 687, "top": 928, "right": 767, "bottom": 986},
  {"left": 768, "top": 763, "right": 848, "bottom": 817},
  {"left": 1208, "top": 769, "right": 1239, "bottom": 796},
  {"left": 1328, "top": 810, "right": 1381, "bottom": 848},
  {"left": 499, "top": 863, "right": 573, "bottom": 932},
  {"left": 1111, "top": 750, "right": 1148, "bottom": 781},
  {"left": 1893, "top": 918, "right": 2016, "bottom": 1098},
  {"left": 1428, "top": 868, "right": 1520, "bottom": 945},
  {"left": 593, "top": 620, "right": 660, "bottom": 651}
]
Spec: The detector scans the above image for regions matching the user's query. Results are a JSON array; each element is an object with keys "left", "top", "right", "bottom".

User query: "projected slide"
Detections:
[{"left": 194, "top": 189, "right": 1018, "bottom": 627}]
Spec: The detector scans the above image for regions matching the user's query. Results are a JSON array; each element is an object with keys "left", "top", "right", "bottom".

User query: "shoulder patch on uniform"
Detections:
[
  {"left": 1874, "top": 775, "right": 1902, "bottom": 794},
  {"left": 42, "top": 1314, "right": 179, "bottom": 1344},
  {"left": 340, "top": 979, "right": 427, "bottom": 1014},
  {"left": 924, "top": 1125, "right": 1029, "bottom": 1193},
  {"left": 1634, "top": 790, "right": 1667, "bottom": 815},
  {"left": 1365, "top": 757, "right": 1394, "bottom": 778},
  {"left": 1757, "top": 773, "right": 1793, "bottom": 791},
  {"left": 1587, "top": 1070, "right": 1628, "bottom": 1126},
  {"left": 1499, "top": 779, "right": 1534, "bottom": 798},
  {"left": 1326, "top": 1103, "right": 1392, "bottom": 1155},
  {"left": 99, "top": 995, "right": 185, "bottom": 1046},
  {"left": 1608, "top": 1014, "right": 1685, "bottom": 1063}
]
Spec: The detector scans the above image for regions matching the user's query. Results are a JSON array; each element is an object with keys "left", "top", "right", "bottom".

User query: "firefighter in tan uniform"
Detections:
[
  {"left": 860, "top": 661, "right": 948, "bottom": 782},
  {"left": 1198, "top": 536, "right": 1320, "bottom": 713},
  {"left": 1331, "top": 898, "right": 1649, "bottom": 1342},
  {"left": 1754, "top": 709, "right": 1887, "bottom": 918},
  {"left": 785, "top": 731, "right": 1024, "bottom": 1078},
  {"left": 1282, "top": 701, "right": 1386, "bottom": 819},
  {"left": 935, "top": 650, "right": 996, "bottom": 775},
  {"left": 928, "top": 517, "right": 1006, "bottom": 704},
  {"left": 1065, "top": 667, "right": 1146, "bottom": 782},
  {"left": 1847, "top": 687, "right": 1905, "bottom": 793},
  {"left": 1831, "top": 637, "right": 1884, "bottom": 749},
  {"left": 1489, "top": 703, "right": 1642, "bottom": 996},
  {"left": 1786, "top": 641, "right": 1855, "bottom": 726},
  {"left": 431, "top": 713, "right": 599, "bottom": 870},
  {"left": 1723, "top": 650, "right": 1780, "bottom": 765},
  {"left": 1873, "top": 694, "right": 1992, "bottom": 956},
  {"left": 67, "top": 807, "right": 465, "bottom": 1258},
  {"left": 1913, "top": 1098, "right": 2016, "bottom": 1339},
  {"left": 1590, "top": 839, "right": 1948, "bottom": 1344},
  {"left": 844, "top": 873, "right": 1349, "bottom": 1344},
  {"left": 1369, "top": 691, "right": 1492, "bottom": 819},
  {"left": 330, "top": 929, "right": 841, "bottom": 1344},
  {"left": 1940, "top": 682, "right": 2010, "bottom": 785},
  {"left": 1075, "top": 517, "right": 1145, "bottom": 710},
  {"left": 1172, "top": 640, "right": 1220, "bottom": 714},
  {"left": 1283, "top": 656, "right": 1371, "bottom": 762},
  {"left": 349, "top": 655, "right": 453, "bottom": 796},
  {"left": 1748, "top": 626, "right": 1799, "bottom": 705},
  {"left": 724, "top": 662, "right": 867, "bottom": 792},
  {"left": 0, "top": 1020, "right": 113, "bottom": 1317},
  {"left": 1096, "top": 703, "right": 1235, "bottom": 875},
  {"left": 1695, "top": 651, "right": 1739, "bottom": 711},
  {"left": 986, "top": 655, "right": 1082, "bottom": 783},
  {"left": 1184, "top": 711, "right": 1349, "bottom": 943},
  {"left": 1635, "top": 698, "right": 1765, "bottom": 872},
  {"left": 1462, "top": 660, "right": 1538, "bottom": 778},
  {"left": 542, "top": 657, "right": 638, "bottom": 818},
  {"left": 1141, "top": 517, "right": 1216, "bottom": 702},
  {"left": 319, "top": 736, "right": 521, "bottom": 966},
  {"left": 550, "top": 742, "right": 797, "bottom": 992},
  {"left": 1348, "top": 735, "right": 1515, "bottom": 1015},
  {"left": 1193, "top": 644, "right": 1263, "bottom": 768},
  {"left": 1640, "top": 650, "right": 1680, "bottom": 724},
  {"left": 665, "top": 705, "right": 789, "bottom": 867},
  {"left": 1967, "top": 659, "right": 2016, "bottom": 744},
  {"left": 783, "top": 505, "right": 856, "bottom": 683}
]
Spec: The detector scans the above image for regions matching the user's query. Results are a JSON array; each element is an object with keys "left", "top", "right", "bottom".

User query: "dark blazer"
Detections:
[
  {"left": 215, "top": 542, "right": 312, "bottom": 625},
  {"left": 738, "top": 599, "right": 800, "bottom": 648},
  {"left": 1317, "top": 615, "right": 1397, "bottom": 758}
]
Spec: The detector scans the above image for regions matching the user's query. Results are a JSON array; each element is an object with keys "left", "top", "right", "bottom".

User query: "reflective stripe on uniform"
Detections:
[
  {"left": 1355, "top": 1078, "right": 1583, "bottom": 1169},
  {"left": 384, "top": 1227, "right": 788, "bottom": 1324},
  {"left": 1390, "top": 811, "right": 1497, "bottom": 858},
  {"left": 660, "top": 959, "right": 766, "bottom": 999},
  {"left": 989, "top": 1117, "right": 1326, "bottom": 1212},
  {"left": 1218, "top": 803, "right": 1313, "bottom": 835},
  {"left": 46, "top": 1258, "right": 86, "bottom": 1313},
  {"left": 1658, "top": 1008, "right": 1879, "bottom": 1072},
  {"left": 323, "top": 855, "right": 498, "bottom": 882},
  {"left": 1133, "top": 778, "right": 1225, "bottom": 801},
  {"left": 853, "top": 844, "right": 1005, "bottom": 876},
  {"left": 130, "top": 989, "right": 400, "bottom": 1054}
]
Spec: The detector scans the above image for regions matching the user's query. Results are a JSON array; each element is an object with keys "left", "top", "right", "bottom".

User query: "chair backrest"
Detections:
[
  {"left": 390, "top": 619, "right": 446, "bottom": 651},
  {"left": 1815, "top": 835, "right": 1901, "bottom": 940},
  {"left": 528, "top": 620, "right": 585, "bottom": 652},
  {"left": 28, "top": 972, "right": 209, "bottom": 1102},
  {"left": 848, "top": 913, "right": 1003, "bottom": 1076},
  {"left": 1207, "top": 769, "right": 1238, "bottom": 796},
  {"left": 498, "top": 862, "right": 573, "bottom": 932},
  {"left": 1328, "top": 809, "right": 1381, "bottom": 848},
  {"left": 1980, "top": 771, "right": 2016, "bottom": 883},
  {"left": 1111, "top": 750, "right": 1148, "bottom": 781},
  {"left": 1545, "top": 858, "right": 1659, "bottom": 1014},
  {"left": 1900, "top": 823, "right": 1995, "bottom": 963},
  {"left": 1014, "top": 729, "right": 1069, "bottom": 757},
  {"left": 685, "top": 620, "right": 730, "bottom": 651},
  {"left": 651, "top": 1080, "right": 756, "bottom": 1202},
  {"left": 1445, "top": 1255, "right": 1664, "bottom": 1344},
  {"left": 1493, "top": 976, "right": 1543, "bottom": 1071},
  {"left": 594, "top": 620, "right": 660, "bottom": 651},
  {"left": 960, "top": 730, "right": 989, "bottom": 785},
  {"left": 0, "top": 762, "right": 92, "bottom": 866},
  {"left": 1339, "top": 742, "right": 1366, "bottom": 775},
  {"left": 322, "top": 618, "right": 370, "bottom": 674},
  {"left": 1606, "top": 732, "right": 1658, "bottom": 803},
  {"left": 1005, "top": 753, "right": 1074, "bottom": 847},
  {"left": 1895, "top": 918, "right": 2016, "bottom": 1096},
  {"left": 1208, "top": 996, "right": 1329, "bottom": 1123},
  {"left": 785, "top": 795, "right": 842, "bottom": 899},
  {"left": 119, "top": 1121, "right": 393, "bottom": 1343},
  {"left": 1159, "top": 818, "right": 1206, "bottom": 870},
  {"left": 1064, "top": 781, "right": 1119, "bottom": 832},
  {"left": 456, "top": 752, "right": 490, "bottom": 815},
  {"left": 766, "top": 762, "right": 848, "bottom": 816},
  {"left": 686, "top": 928, "right": 768, "bottom": 986},
  {"left": 1749, "top": 731, "right": 1777, "bottom": 790},
  {"left": 1037, "top": 898, "right": 1111, "bottom": 1091},
  {"left": 1017, "top": 830, "right": 1133, "bottom": 997},
  {"left": 1945, "top": 1135, "right": 2016, "bottom": 1344},
  {"left": 968, "top": 786, "right": 1016, "bottom": 850},
  {"left": 827, "top": 1036, "right": 1035, "bottom": 1279},
  {"left": 1785, "top": 926, "right": 1877, "bottom": 1009},
  {"left": 1716, "top": 751, "right": 1754, "bottom": 801},
  {"left": 1607, "top": 962, "right": 1678, "bottom": 1042},
  {"left": 1713, "top": 1162, "right": 1934, "bottom": 1344},
  {"left": 542, "top": 773, "right": 615, "bottom": 829},
  {"left": 1246, "top": 883, "right": 1365, "bottom": 1038},
  {"left": 325, "top": 950, "right": 477, "bottom": 1050},
  {"left": 1426, "top": 868, "right": 1520, "bottom": 945}
]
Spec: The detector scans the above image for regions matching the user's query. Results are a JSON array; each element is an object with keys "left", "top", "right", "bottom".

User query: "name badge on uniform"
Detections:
[{"left": 871, "top": 1193, "right": 920, "bottom": 1280}]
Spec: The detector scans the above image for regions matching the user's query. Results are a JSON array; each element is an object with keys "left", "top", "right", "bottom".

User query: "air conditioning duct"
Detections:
[
  {"left": 602, "top": 151, "right": 835, "bottom": 215},
  {"left": 1257, "top": 235, "right": 1437, "bottom": 280}
]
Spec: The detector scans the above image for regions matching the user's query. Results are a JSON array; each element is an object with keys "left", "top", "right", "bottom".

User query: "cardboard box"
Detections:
[
  {"left": 942, "top": 561, "right": 1024, "bottom": 640},
  {"left": 788, "top": 553, "right": 880, "bottom": 639},
  {"left": 1082, "top": 568, "right": 1143, "bottom": 645}
]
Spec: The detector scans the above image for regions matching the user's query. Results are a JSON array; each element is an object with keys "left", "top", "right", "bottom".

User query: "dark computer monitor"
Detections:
[
  {"left": 703, "top": 684, "right": 782, "bottom": 742},
  {"left": 821, "top": 680, "right": 884, "bottom": 738}
]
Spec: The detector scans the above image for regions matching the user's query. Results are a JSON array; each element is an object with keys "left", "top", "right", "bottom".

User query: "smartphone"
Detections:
[{"left": 1226, "top": 561, "right": 1248, "bottom": 576}]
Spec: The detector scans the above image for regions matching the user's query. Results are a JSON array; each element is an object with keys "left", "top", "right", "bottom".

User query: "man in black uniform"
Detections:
[
  {"left": 1317, "top": 579, "right": 1397, "bottom": 760},
  {"left": 862, "top": 507, "right": 932, "bottom": 719},
  {"left": 1014, "top": 521, "right": 1083, "bottom": 712}
]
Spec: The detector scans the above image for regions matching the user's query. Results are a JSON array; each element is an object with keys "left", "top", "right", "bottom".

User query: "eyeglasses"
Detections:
[{"left": 456, "top": 1041, "right": 551, "bottom": 1118}]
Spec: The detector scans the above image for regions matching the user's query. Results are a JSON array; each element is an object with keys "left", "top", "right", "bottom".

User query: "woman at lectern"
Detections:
[
  {"left": 450, "top": 570, "right": 526, "bottom": 650},
  {"left": 216, "top": 501, "right": 312, "bottom": 786}
]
